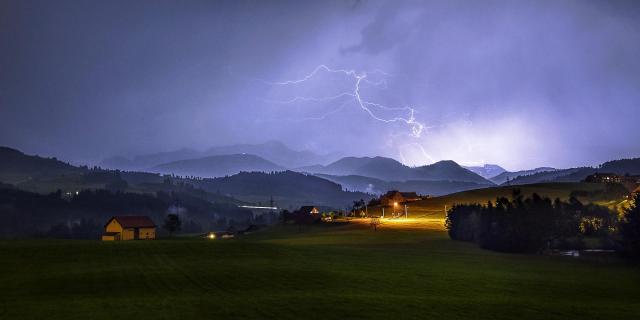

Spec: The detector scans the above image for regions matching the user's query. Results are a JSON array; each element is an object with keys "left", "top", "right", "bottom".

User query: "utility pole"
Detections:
[
  {"left": 382, "top": 207, "right": 385, "bottom": 218},
  {"left": 404, "top": 204, "right": 408, "bottom": 218},
  {"left": 269, "top": 196, "right": 275, "bottom": 225},
  {"left": 444, "top": 205, "right": 447, "bottom": 216}
]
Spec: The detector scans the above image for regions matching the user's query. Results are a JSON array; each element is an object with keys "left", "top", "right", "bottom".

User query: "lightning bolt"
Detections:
[{"left": 262, "top": 65, "right": 426, "bottom": 138}]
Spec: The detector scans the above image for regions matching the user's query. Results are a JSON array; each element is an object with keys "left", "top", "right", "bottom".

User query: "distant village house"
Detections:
[
  {"left": 585, "top": 173, "right": 640, "bottom": 192},
  {"left": 296, "top": 206, "right": 320, "bottom": 215},
  {"left": 282, "top": 206, "right": 321, "bottom": 225},
  {"left": 585, "top": 173, "right": 623, "bottom": 184},
  {"left": 379, "top": 190, "right": 422, "bottom": 206},
  {"left": 102, "top": 216, "right": 156, "bottom": 241}
]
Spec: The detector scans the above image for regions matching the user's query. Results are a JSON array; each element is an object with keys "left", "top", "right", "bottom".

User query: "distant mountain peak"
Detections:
[
  {"left": 430, "top": 160, "right": 460, "bottom": 167},
  {"left": 463, "top": 164, "right": 507, "bottom": 179},
  {"left": 415, "top": 160, "right": 492, "bottom": 184}
]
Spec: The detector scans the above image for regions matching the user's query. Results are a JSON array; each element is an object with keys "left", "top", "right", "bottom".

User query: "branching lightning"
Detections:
[{"left": 262, "top": 65, "right": 426, "bottom": 138}]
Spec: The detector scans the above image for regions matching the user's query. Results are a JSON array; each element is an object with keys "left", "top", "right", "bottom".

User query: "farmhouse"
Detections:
[
  {"left": 380, "top": 190, "right": 421, "bottom": 206},
  {"left": 102, "top": 216, "right": 156, "bottom": 241}
]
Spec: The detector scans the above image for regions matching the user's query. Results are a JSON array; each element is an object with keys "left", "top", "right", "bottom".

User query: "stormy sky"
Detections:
[{"left": 1, "top": 0, "right": 639, "bottom": 170}]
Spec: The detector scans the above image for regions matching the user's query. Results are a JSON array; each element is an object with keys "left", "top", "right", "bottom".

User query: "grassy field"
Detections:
[{"left": 1, "top": 220, "right": 639, "bottom": 319}]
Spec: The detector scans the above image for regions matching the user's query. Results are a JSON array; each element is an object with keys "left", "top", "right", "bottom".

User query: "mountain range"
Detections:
[
  {"left": 315, "top": 174, "right": 492, "bottom": 196},
  {"left": 4, "top": 143, "right": 640, "bottom": 203},
  {"left": 149, "top": 154, "right": 284, "bottom": 178},
  {"left": 101, "top": 142, "right": 496, "bottom": 191},
  {"left": 0, "top": 145, "right": 497, "bottom": 204},
  {"left": 100, "top": 141, "right": 341, "bottom": 170},
  {"left": 0, "top": 146, "right": 368, "bottom": 209},
  {"left": 490, "top": 167, "right": 558, "bottom": 185},
  {"left": 298, "top": 157, "right": 492, "bottom": 185},
  {"left": 463, "top": 164, "right": 507, "bottom": 179}
]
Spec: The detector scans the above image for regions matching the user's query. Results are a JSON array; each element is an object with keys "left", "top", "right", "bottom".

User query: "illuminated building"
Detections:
[{"left": 101, "top": 216, "right": 156, "bottom": 241}]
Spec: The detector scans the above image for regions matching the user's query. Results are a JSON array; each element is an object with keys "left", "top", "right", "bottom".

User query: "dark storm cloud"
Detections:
[
  {"left": 0, "top": 0, "right": 639, "bottom": 169},
  {"left": 341, "top": 1, "right": 414, "bottom": 55},
  {"left": 336, "top": 0, "right": 640, "bottom": 168},
  {"left": 0, "top": 0, "right": 346, "bottom": 162}
]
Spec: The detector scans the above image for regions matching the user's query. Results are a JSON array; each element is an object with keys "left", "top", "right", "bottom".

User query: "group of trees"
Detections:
[
  {"left": 445, "top": 190, "right": 624, "bottom": 254},
  {"left": 619, "top": 193, "right": 640, "bottom": 258},
  {"left": 351, "top": 199, "right": 367, "bottom": 217},
  {"left": 0, "top": 185, "right": 258, "bottom": 239}
]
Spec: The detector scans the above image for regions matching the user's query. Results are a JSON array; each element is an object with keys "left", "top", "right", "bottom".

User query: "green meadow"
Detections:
[{"left": 1, "top": 221, "right": 639, "bottom": 320}]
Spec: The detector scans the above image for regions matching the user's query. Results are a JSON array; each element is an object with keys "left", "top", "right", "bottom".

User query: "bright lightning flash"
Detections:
[{"left": 262, "top": 65, "right": 426, "bottom": 138}]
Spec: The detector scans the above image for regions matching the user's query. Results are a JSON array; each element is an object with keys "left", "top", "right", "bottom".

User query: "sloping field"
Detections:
[{"left": 368, "top": 182, "right": 611, "bottom": 219}]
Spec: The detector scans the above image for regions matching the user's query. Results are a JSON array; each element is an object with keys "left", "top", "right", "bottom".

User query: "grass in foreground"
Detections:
[{"left": 1, "top": 220, "right": 639, "bottom": 319}]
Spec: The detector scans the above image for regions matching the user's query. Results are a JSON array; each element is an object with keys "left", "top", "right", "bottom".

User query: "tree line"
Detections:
[
  {"left": 445, "top": 190, "right": 640, "bottom": 257},
  {"left": 0, "top": 186, "right": 255, "bottom": 239}
]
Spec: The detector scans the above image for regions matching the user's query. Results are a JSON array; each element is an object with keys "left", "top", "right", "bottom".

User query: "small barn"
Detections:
[{"left": 102, "top": 216, "right": 156, "bottom": 241}]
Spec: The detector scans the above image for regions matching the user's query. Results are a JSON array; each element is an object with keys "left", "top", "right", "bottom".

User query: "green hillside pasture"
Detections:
[{"left": 367, "top": 182, "right": 613, "bottom": 219}]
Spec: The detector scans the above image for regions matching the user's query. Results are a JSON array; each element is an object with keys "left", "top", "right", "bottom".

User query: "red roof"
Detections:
[{"left": 107, "top": 216, "right": 156, "bottom": 228}]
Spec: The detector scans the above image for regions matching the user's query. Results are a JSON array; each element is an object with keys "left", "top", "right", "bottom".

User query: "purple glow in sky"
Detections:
[{"left": 1, "top": 0, "right": 639, "bottom": 170}]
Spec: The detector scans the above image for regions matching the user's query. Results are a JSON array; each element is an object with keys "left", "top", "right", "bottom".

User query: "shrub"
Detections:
[{"left": 619, "top": 193, "right": 640, "bottom": 258}]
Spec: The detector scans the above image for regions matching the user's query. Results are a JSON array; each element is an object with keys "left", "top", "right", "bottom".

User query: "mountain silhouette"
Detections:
[
  {"left": 490, "top": 167, "right": 557, "bottom": 185},
  {"left": 463, "top": 164, "right": 507, "bottom": 179},
  {"left": 149, "top": 154, "right": 284, "bottom": 178},
  {"left": 299, "top": 157, "right": 492, "bottom": 184},
  {"left": 414, "top": 160, "right": 491, "bottom": 184},
  {"left": 100, "top": 141, "right": 340, "bottom": 170},
  {"left": 0, "top": 146, "right": 82, "bottom": 182},
  {"left": 316, "top": 174, "right": 492, "bottom": 196}
]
